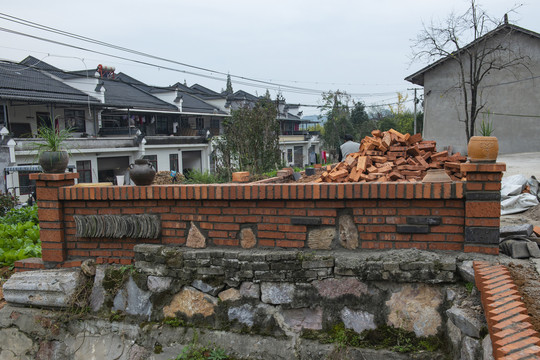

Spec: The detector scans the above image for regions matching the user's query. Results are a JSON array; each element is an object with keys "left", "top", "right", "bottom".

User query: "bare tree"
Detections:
[{"left": 411, "top": 0, "right": 529, "bottom": 141}]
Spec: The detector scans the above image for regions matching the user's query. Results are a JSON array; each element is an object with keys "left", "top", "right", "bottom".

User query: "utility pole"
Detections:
[{"left": 408, "top": 88, "right": 422, "bottom": 134}]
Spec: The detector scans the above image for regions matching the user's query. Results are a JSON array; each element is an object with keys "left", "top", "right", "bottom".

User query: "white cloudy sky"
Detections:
[{"left": 1, "top": 0, "right": 538, "bottom": 115}]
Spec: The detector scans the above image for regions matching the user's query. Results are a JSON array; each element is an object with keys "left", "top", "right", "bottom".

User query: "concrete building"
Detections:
[{"left": 405, "top": 23, "right": 540, "bottom": 155}]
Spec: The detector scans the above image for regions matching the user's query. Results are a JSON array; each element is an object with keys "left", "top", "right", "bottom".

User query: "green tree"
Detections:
[
  {"left": 350, "top": 102, "right": 371, "bottom": 138},
  {"left": 225, "top": 73, "right": 233, "bottom": 94},
  {"left": 219, "top": 97, "right": 280, "bottom": 176},
  {"left": 320, "top": 91, "right": 354, "bottom": 160},
  {"left": 412, "top": 0, "right": 528, "bottom": 142}
]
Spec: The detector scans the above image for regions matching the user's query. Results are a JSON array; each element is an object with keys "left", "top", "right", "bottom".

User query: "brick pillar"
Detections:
[
  {"left": 29, "top": 172, "right": 78, "bottom": 266},
  {"left": 461, "top": 163, "right": 506, "bottom": 255}
]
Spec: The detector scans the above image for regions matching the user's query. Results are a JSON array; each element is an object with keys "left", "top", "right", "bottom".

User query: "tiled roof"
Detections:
[{"left": 0, "top": 60, "right": 101, "bottom": 105}]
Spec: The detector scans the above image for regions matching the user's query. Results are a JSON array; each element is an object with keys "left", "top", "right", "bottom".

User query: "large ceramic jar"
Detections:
[
  {"left": 467, "top": 136, "right": 499, "bottom": 163},
  {"left": 39, "top": 151, "right": 69, "bottom": 173},
  {"left": 129, "top": 159, "right": 156, "bottom": 185}
]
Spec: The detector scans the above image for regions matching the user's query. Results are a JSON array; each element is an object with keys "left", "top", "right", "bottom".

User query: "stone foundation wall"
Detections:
[{"left": 2, "top": 247, "right": 496, "bottom": 359}]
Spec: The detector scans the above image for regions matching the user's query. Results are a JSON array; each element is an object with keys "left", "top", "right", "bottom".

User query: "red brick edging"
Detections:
[{"left": 473, "top": 261, "right": 540, "bottom": 359}]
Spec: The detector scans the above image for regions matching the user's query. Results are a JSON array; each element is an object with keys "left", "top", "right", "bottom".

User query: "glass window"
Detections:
[
  {"left": 143, "top": 155, "right": 158, "bottom": 171},
  {"left": 156, "top": 116, "right": 169, "bottom": 134},
  {"left": 65, "top": 109, "right": 86, "bottom": 132},
  {"left": 36, "top": 112, "right": 52, "bottom": 130},
  {"left": 196, "top": 117, "right": 204, "bottom": 130},
  {"left": 287, "top": 149, "right": 293, "bottom": 163},
  {"left": 210, "top": 119, "right": 220, "bottom": 128},
  {"left": 18, "top": 170, "right": 35, "bottom": 195},
  {"left": 169, "top": 153, "right": 179, "bottom": 172},
  {"left": 76, "top": 160, "right": 92, "bottom": 183}
]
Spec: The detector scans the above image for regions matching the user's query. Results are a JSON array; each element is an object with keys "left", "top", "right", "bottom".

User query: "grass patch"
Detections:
[{"left": 303, "top": 324, "right": 446, "bottom": 353}]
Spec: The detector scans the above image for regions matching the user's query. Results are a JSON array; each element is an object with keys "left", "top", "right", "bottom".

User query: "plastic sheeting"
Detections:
[{"left": 501, "top": 175, "right": 540, "bottom": 215}]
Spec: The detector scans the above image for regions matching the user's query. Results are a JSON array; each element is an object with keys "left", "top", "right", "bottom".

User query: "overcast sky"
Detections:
[{"left": 1, "top": 0, "right": 538, "bottom": 116}]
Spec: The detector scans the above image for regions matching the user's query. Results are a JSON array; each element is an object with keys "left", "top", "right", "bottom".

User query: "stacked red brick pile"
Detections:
[
  {"left": 316, "top": 129, "right": 467, "bottom": 183},
  {"left": 474, "top": 261, "right": 540, "bottom": 359}
]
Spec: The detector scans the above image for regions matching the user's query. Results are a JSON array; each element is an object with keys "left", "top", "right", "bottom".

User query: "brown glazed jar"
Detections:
[{"left": 129, "top": 158, "right": 156, "bottom": 185}]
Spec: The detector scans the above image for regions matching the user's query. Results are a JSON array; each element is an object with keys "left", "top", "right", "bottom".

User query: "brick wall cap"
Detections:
[
  {"left": 29, "top": 172, "right": 79, "bottom": 181},
  {"left": 460, "top": 163, "right": 506, "bottom": 173}
]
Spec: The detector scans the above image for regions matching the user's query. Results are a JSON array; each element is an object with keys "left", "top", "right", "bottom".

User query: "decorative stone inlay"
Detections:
[
  {"left": 339, "top": 215, "right": 359, "bottom": 249},
  {"left": 74, "top": 214, "right": 160, "bottom": 239},
  {"left": 312, "top": 278, "right": 368, "bottom": 299},
  {"left": 163, "top": 286, "right": 217, "bottom": 318},
  {"left": 307, "top": 228, "right": 335, "bottom": 250},
  {"left": 186, "top": 222, "right": 206, "bottom": 248},
  {"left": 240, "top": 228, "right": 257, "bottom": 249},
  {"left": 386, "top": 284, "right": 442, "bottom": 337}
]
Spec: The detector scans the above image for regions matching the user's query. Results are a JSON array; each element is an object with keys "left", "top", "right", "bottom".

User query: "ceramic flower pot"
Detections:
[
  {"left": 129, "top": 159, "right": 156, "bottom": 185},
  {"left": 39, "top": 151, "right": 69, "bottom": 173},
  {"left": 467, "top": 136, "right": 499, "bottom": 163}
]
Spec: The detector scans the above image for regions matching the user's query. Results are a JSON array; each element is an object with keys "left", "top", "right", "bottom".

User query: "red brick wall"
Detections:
[{"left": 20, "top": 163, "right": 505, "bottom": 269}]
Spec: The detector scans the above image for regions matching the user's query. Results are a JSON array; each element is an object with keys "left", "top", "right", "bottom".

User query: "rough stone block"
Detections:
[
  {"left": 341, "top": 307, "right": 376, "bottom": 334},
  {"left": 239, "top": 282, "right": 260, "bottom": 299},
  {"left": 446, "top": 306, "right": 482, "bottom": 338},
  {"left": 500, "top": 224, "right": 534, "bottom": 237},
  {"left": 191, "top": 279, "right": 224, "bottom": 296},
  {"left": 113, "top": 276, "right": 152, "bottom": 317},
  {"left": 3, "top": 269, "right": 83, "bottom": 308},
  {"left": 261, "top": 283, "right": 295, "bottom": 305},
  {"left": 282, "top": 307, "right": 323, "bottom": 332},
  {"left": 386, "top": 284, "right": 442, "bottom": 337},
  {"left": 307, "top": 228, "right": 335, "bottom": 250},
  {"left": 458, "top": 261, "right": 475, "bottom": 283},
  {"left": 147, "top": 276, "right": 172, "bottom": 293}
]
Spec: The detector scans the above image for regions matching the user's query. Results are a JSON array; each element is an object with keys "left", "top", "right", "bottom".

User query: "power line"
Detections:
[{"left": 0, "top": 13, "right": 414, "bottom": 99}]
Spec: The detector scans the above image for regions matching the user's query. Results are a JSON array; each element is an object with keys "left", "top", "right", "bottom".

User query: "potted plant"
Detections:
[
  {"left": 467, "top": 117, "right": 499, "bottom": 163},
  {"left": 32, "top": 126, "right": 73, "bottom": 173}
]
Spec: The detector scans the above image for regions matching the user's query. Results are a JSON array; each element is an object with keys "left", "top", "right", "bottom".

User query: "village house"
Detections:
[
  {"left": 405, "top": 23, "right": 540, "bottom": 155},
  {"left": 0, "top": 57, "right": 320, "bottom": 200}
]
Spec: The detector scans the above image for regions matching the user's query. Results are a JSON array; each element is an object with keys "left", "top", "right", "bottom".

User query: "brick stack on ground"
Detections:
[
  {"left": 474, "top": 261, "right": 540, "bottom": 359},
  {"left": 317, "top": 129, "right": 467, "bottom": 183}
]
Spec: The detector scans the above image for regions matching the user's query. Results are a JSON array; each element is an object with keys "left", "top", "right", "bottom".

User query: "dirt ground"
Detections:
[{"left": 507, "top": 262, "right": 540, "bottom": 333}]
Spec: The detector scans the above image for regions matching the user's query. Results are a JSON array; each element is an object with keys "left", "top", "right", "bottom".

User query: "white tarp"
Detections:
[{"left": 501, "top": 175, "right": 540, "bottom": 215}]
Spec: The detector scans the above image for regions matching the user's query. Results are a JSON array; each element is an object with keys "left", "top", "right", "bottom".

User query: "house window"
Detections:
[
  {"left": 169, "top": 153, "right": 179, "bottom": 172},
  {"left": 287, "top": 149, "right": 293, "bottom": 163},
  {"left": 210, "top": 119, "right": 220, "bottom": 129},
  {"left": 196, "top": 117, "right": 204, "bottom": 130},
  {"left": 180, "top": 117, "right": 189, "bottom": 129},
  {"left": 143, "top": 155, "right": 158, "bottom": 171},
  {"left": 36, "top": 112, "right": 52, "bottom": 130},
  {"left": 65, "top": 109, "right": 86, "bottom": 132},
  {"left": 76, "top": 160, "right": 92, "bottom": 183},
  {"left": 156, "top": 116, "right": 169, "bottom": 134},
  {"left": 18, "top": 171, "right": 35, "bottom": 195},
  {"left": 0, "top": 104, "right": 8, "bottom": 126}
]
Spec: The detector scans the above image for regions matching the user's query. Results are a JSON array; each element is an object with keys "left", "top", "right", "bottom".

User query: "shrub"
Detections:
[
  {"left": 0, "top": 192, "right": 18, "bottom": 217},
  {"left": 0, "top": 205, "right": 41, "bottom": 267}
]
